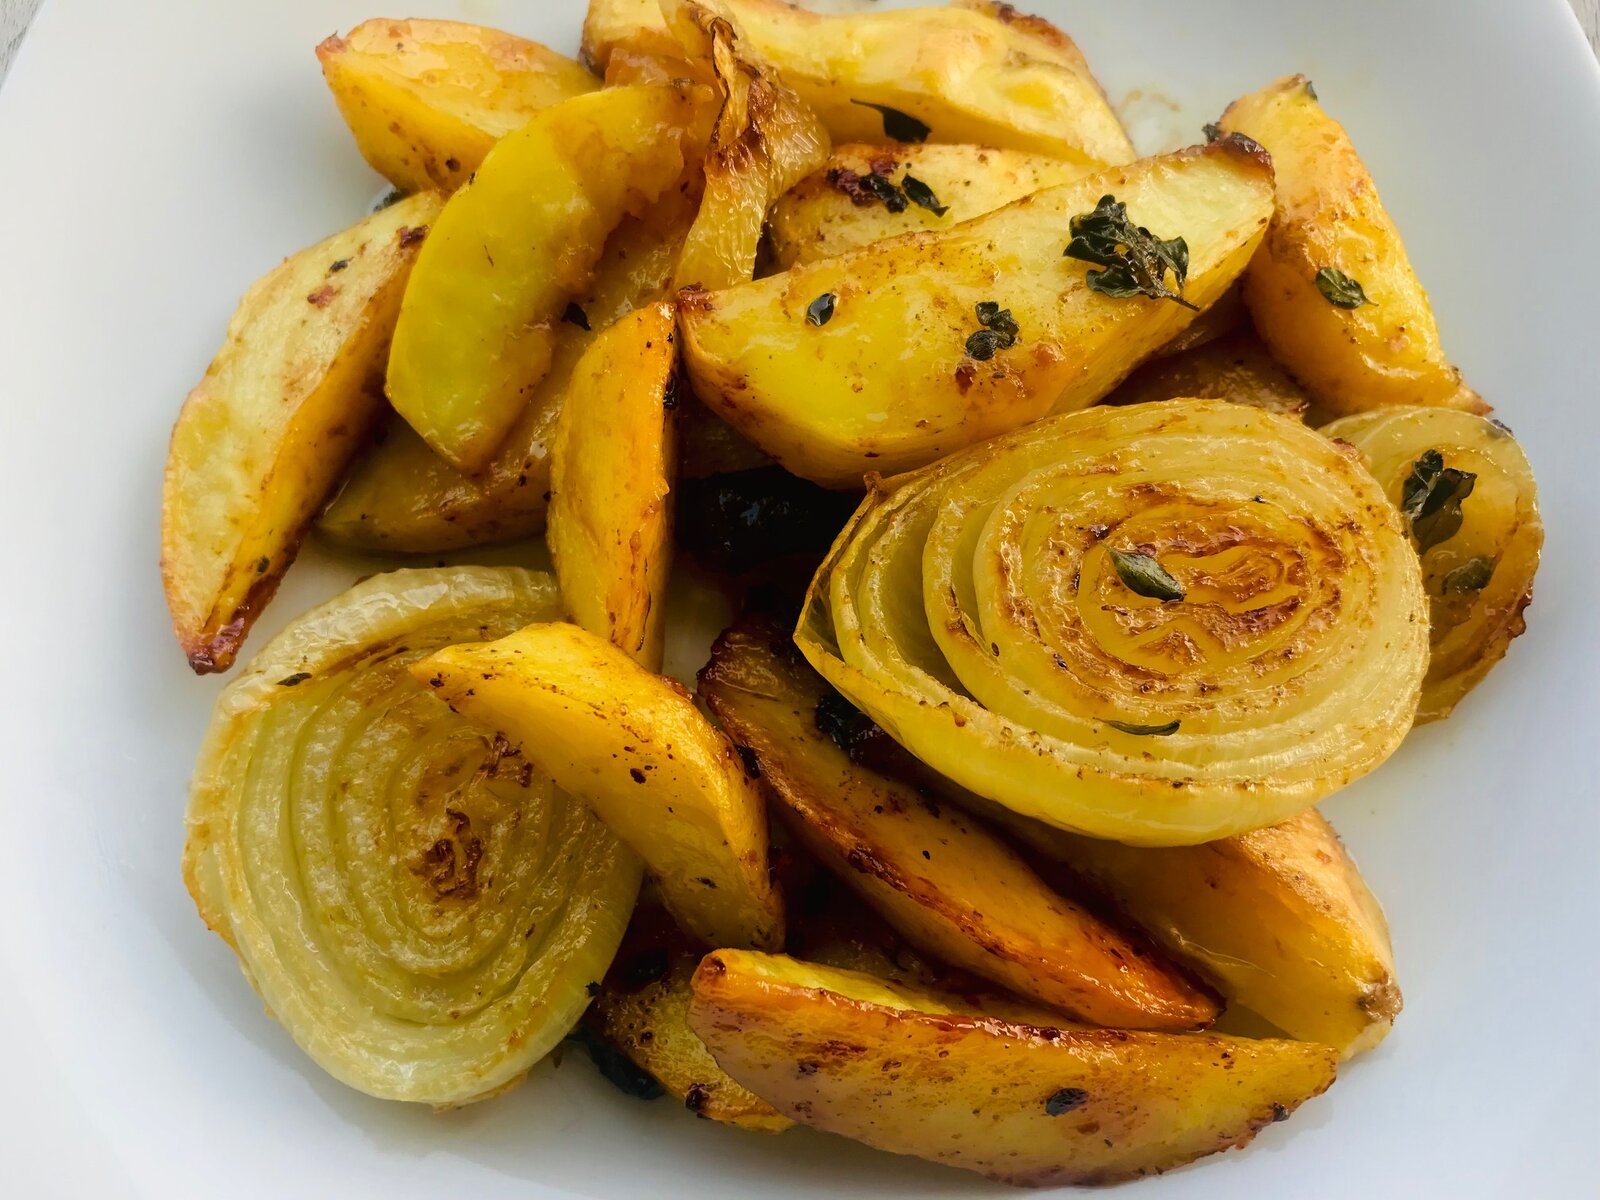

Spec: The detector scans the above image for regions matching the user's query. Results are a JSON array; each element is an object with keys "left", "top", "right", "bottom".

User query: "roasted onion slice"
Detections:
[
  {"left": 1321, "top": 407, "right": 1542, "bottom": 721},
  {"left": 184, "top": 567, "right": 641, "bottom": 1104},
  {"left": 797, "top": 400, "right": 1429, "bottom": 846}
]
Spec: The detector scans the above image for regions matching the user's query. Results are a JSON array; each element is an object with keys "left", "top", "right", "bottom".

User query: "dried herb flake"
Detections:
[
  {"left": 965, "top": 301, "right": 1020, "bottom": 360},
  {"left": 850, "top": 99, "right": 931, "bottom": 143},
  {"left": 562, "top": 302, "right": 591, "bottom": 330},
  {"left": 1066, "top": 194, "right": 1197, "bottom": 309},
  {"left": 1046, "top": 1087, "right": 1090, "bottom": 1115},
  {"left": 1442, "top": 555, "right": 1495, "bottom": 594},
  {"left": 1314, "top": 267, "right": 1373, "bottom": 309},
  {"left": 1401, "top": 449, "right": 1476, "bottom": 553},
  {"left": 1108, "top": 547, "right": 1186, "bottom": 601},
  {"left": 1108, "top": 719, "right": 1182, "bottom": 737},
  {"left": 806, "top": 293, "right": 837, "bottom": 326},
  {"left": 901, "top": 174, "right": 949, "bottom": 217}
]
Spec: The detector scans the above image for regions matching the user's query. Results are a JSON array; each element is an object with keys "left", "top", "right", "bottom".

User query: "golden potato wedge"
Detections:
[
  {"left": 320, "top": 187, "right": 697, "bottom": 554},
  {"left": 548, "top": 301, "right": 678, "bottom": 671},
  {"left": 581, "top": 0, "right": 669, "bottom": 71},
  {"left": 701, "top": 618, "right": 1216, "bottom": 1029},
  {"left": 689, "top": 951, "right": 1338, "bottom": 1186},
  {"left": 1104, "top": 329, "right": 1311, "bottom": 417},
  {"left": 679, "top": 138, "right": 1275, "bottom": 487},
  {"left": 660, "top": 1, "right": 830, "bottom": 290},
  {"left": 681, "top": 0, "right": 1132, "bottom": 166},
  {"left": 413, "top": 622, "right": 782, "bottom": 950},
  {"left": 768, "top": 142, "right": 1097, "bottom": 269},
  {"left": 1220, "top": 76, "right": 1469, "bottom": 415},
  {"left": 1005, "top": 810, "right": 1399, "bottom": 1057},
  {"left": 590, "top": 902, "right": 792, "bottom": 1130},
  {"left": 161, "top": 191, "right": 441, "bottom": 673},
  {"left": 387, "top": 83, "right": 710, "bottom": 471},
  {"left": 316, "top": 19, "right": 598, "bottom": 194},
  {"left": 1321, "top": 406, "right": 1543, "bottom": 721}
]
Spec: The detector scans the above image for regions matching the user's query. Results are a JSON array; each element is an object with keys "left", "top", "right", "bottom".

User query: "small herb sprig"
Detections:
[
  {"left": 1066, "top": 195, "right": 1197, "bottom": 309},
  {"left": 964, "top": 301, "right": 1020, "bottom": 360},
  {"left": 1401, "top": 449, "right": 1476, "bottom": 553},
  {"left": 1315, "top": 267, "right": 1373, "bottom": 309}
]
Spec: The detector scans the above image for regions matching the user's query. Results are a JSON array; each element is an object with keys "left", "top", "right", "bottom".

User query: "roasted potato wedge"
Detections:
[
  {"left": 679, "top": 138, "right": 1275, "bottom": 486},
  {"left": 161, "top": 192, "right": 441, "bottom": 673},
  {"left": 591, "top": 901, "right": 792, "bottom": 1130},
  {"left": 548, "top": 301, "right": 678, "bottom": 671},
  {"left": 316, "top": 19, "right": 598, "bottom": 194},
  {"left": 677, "top": 0, "right": 1132, "bottom": 166},
  {"left": 1005, "top": 810, "right": 1400, "bottom": 1057},
  {"left": 413, "top": 622, "right": 782, "bottom": 950},
  {"left": 689, "top": 951, "right": 1338, "bottom": 1186},
  {"left": 1321, "top": 406, "right": 1543, "bottom": 721},
  {"left": 701, "top": 618, "right": 1216, "bottom": 1029},
  {"left": 1104, "top": 329, "right": 1311, "bottom": 417},
  {"left": 661, "top": 1, "right": 830, "bottom": 290},
  {"left": 387, "top": 83, "right": 710, "bottom": 471},
  {"left": 320, "top": 187, "right": 697, "bottom": 554},
  {"left": 768, "top": 142, "right": 1097, "bottom": 269},
  {"left": 581, "top": 0, "right": 670, "bottom": 71},
  {"left": 1220, "top": 76, "right": 1472, "bottom": 415}
]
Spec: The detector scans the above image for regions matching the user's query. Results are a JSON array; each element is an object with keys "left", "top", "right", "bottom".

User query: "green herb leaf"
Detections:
[
  {"left": 859, "top": 171, "right": 908, "bottom": 213},
  {"left": 1400, "top": 449, "right": 1477, "bottom": 553},
  {"left": 1314, "top": 267, "right": 1373, "bottom": 308},
  {"left": 805, "top": 293, "right": 837, "bottom": 326},
  {"left": 1108, "top": 719, "right": 1181, "bottom": 737},
  {"left": 850, "top": 99, "right": 931, "bottom": 143},
  {"left": 1066, "top": 194, "right": 1198, "bottom": 310},
  {"left": 1108, "top": 547, "right": 1186, "bottom": 601},
  {"left": 561, "top": 301, "right": 591, "bottom": 330},
  {"left": 278, "top": 672, "right": 312, "bottom": 687},
  {"left": 901, "top": 174, "right": 949, "bottom": 217},
  {"left": 1442, "top": 556, "right": 1496, "bottom": 593}
]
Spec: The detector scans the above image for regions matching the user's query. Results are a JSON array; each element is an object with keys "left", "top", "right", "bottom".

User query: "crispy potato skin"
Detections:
[
  {"left": 387, "top": 84, "right": 710, "bottom": 471},
  {"left": 591, "top": 903, "right": 792, "bottom": 1131},
  {"left": 1221, "top": 76, "right": 1467, "bottom": 415},
  {"left": 768, "top": 142, "right": 1097, "bottom": 269},
  {"left": 1105, "top": 329, "right": 1311, "bottom": 418},
  {"left": 1321, "top": 406, "right": 1543, "bottom": 720},
  {"left": 701, "top": 619, "right": 1217, "bottom": 1029},
  {"left": 680, "top": 0, "right": 1131, "bottom": 165},
  {"left": 319, "top": 187, "right": 697, "bottom": 554},
  {"left": 412, "top": 622, "right": 782, "bottom": 951},
  {"left": 1010, "top": 809, "right": 1400, "bottom": 1057},
  {"left": 689, "top": 951, "right": 1338, "bottom": 1186},
  {"left": 161, "top": 192, "right": 441, "bottom": 673},
  {"left": 317, "top": 20, "right": 598, "bottom": 194},
  {"left": 548, "top": 302, "right": 678, "bottom": 670},
  {"left": 679, "top": 139, "right": 1275, "bottom": 487}
]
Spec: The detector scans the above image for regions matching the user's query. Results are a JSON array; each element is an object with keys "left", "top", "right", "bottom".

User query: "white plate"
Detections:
[{"left": 2, "top": 2, "right": 1598, "bottom": 1196}]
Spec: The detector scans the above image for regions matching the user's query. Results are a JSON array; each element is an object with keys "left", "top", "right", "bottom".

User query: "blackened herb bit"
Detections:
[
  {"left": 1066, "top": 194, "right": 1197, "bottom": 310},
  {"left": 1401, "top": 449, "right": 1476, "bottom": 554},
  {"left": 1442, "top": 555, "right": 1495, "bottom": 594},
  {"left": 1202, "top": 121, "right": 1224, "bottom": 141},
  {"left": 561, "top": 301, "right": 591, "bottom": 330},
  {"left": 1107, "top": 546, "right": 1186, "bottom": 601},
  {"left": 277, "top": 672, "right": 312, "bottom": 687},
  {"left": 1046, "top": 1087, "right": 1090, "bottom": 1116},
  {"left": 806, "top": 292, "right": 837, "bottom": 326},
  {"left": 661, "top": 373, "right": 680, "bottom": 410},
  {"left": 901, "top": 174, "right": 949, "bottom": 217},
  {"left": 1314, "top": 267, "right": 1373, "bottom": 309},
  {"left": 567, "top": 1025, "right": 663, "bottom": 1101},
  {"left": 859, "top": 171, "right": 909, "bottom": 213},
  {"left": 1108, "top": 719, "right": 1182, "bottom": 737},
  {"left": 736, "top": 745, "right": 761, "bottom": 779},
  {"left": 850, "top": 99, "right": 931, "bottom": 143},
  {"left": 327, "top": 258, "right": 350, "bottom": 274},
  {"left": 965, "top": 300, "right": 1020, "bottom": 360},
  {"left": 816, "top": 690, "right": 879, "bottom": 759}
]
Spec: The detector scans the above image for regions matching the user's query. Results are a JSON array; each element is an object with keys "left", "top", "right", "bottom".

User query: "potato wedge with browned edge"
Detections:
[
  {"left": 320, "top": 187, "right": 698, "bottom": 554},
  {"left": 388, "top": 83, "right": 710, "bottom": 471},
  {"left": 1220, "top": 76, "right": 1475, "bottom": 416},
  {"left": 768, "top": 142, "right": 1097, "bottom": 269},
  {"left": 679, "top": 137, "right": 1275, "bottom": 487},
  {"left": 1104, "top": 329, "right": 1311, "bottom": 418},
  {"left": 700, "top": 617, "right": 1217, "bottom": 1030},
  {"left": 548, "top": 301, "right": 678, "bottom": 670},
  {"left": 316, "top": 19, "right": 598, "bottom": 194},
  {"left": 582, "top": 0, "right": 670, "bottom": 71},
  {"left": 1009, "top": 810, "right": 1400, "bottom": 1057},
  {"left": 161, "top": 191, "right": 441, "bottom": 673},
  {"left": 660, "top": 1, "right": 830, "bottom": 291},
  {"left": 658, "top": 0, "right": 1132, "bottom": 166},
  {"left": 413, "top": 622, "right": 783, "bottom": 950},
  {"left": 689, "top": 951, "right": 1337, "bottom": 1186}
]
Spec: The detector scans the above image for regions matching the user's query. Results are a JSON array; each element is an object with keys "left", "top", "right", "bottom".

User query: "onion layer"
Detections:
[
  {"left": 797, "top": 400, "right": 1429, "bottom": 846},
  {"left": 184, "top": 567, "right": 640, "bottom": 1104},
  {"left": 1321, "top": 407, "right": 1542, "bottom": 721}
]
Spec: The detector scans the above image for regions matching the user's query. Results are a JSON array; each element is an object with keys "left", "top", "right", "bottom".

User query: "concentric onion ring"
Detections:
[
  {"left": 797, "top": 399, "right": 1429, "bottom": 846},
  {"left": 184, "top": 567, "right": 641, "bottom": 1104},
  {"left": 1321, "top": 406, "right": 1542, "bottom": 722}
]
